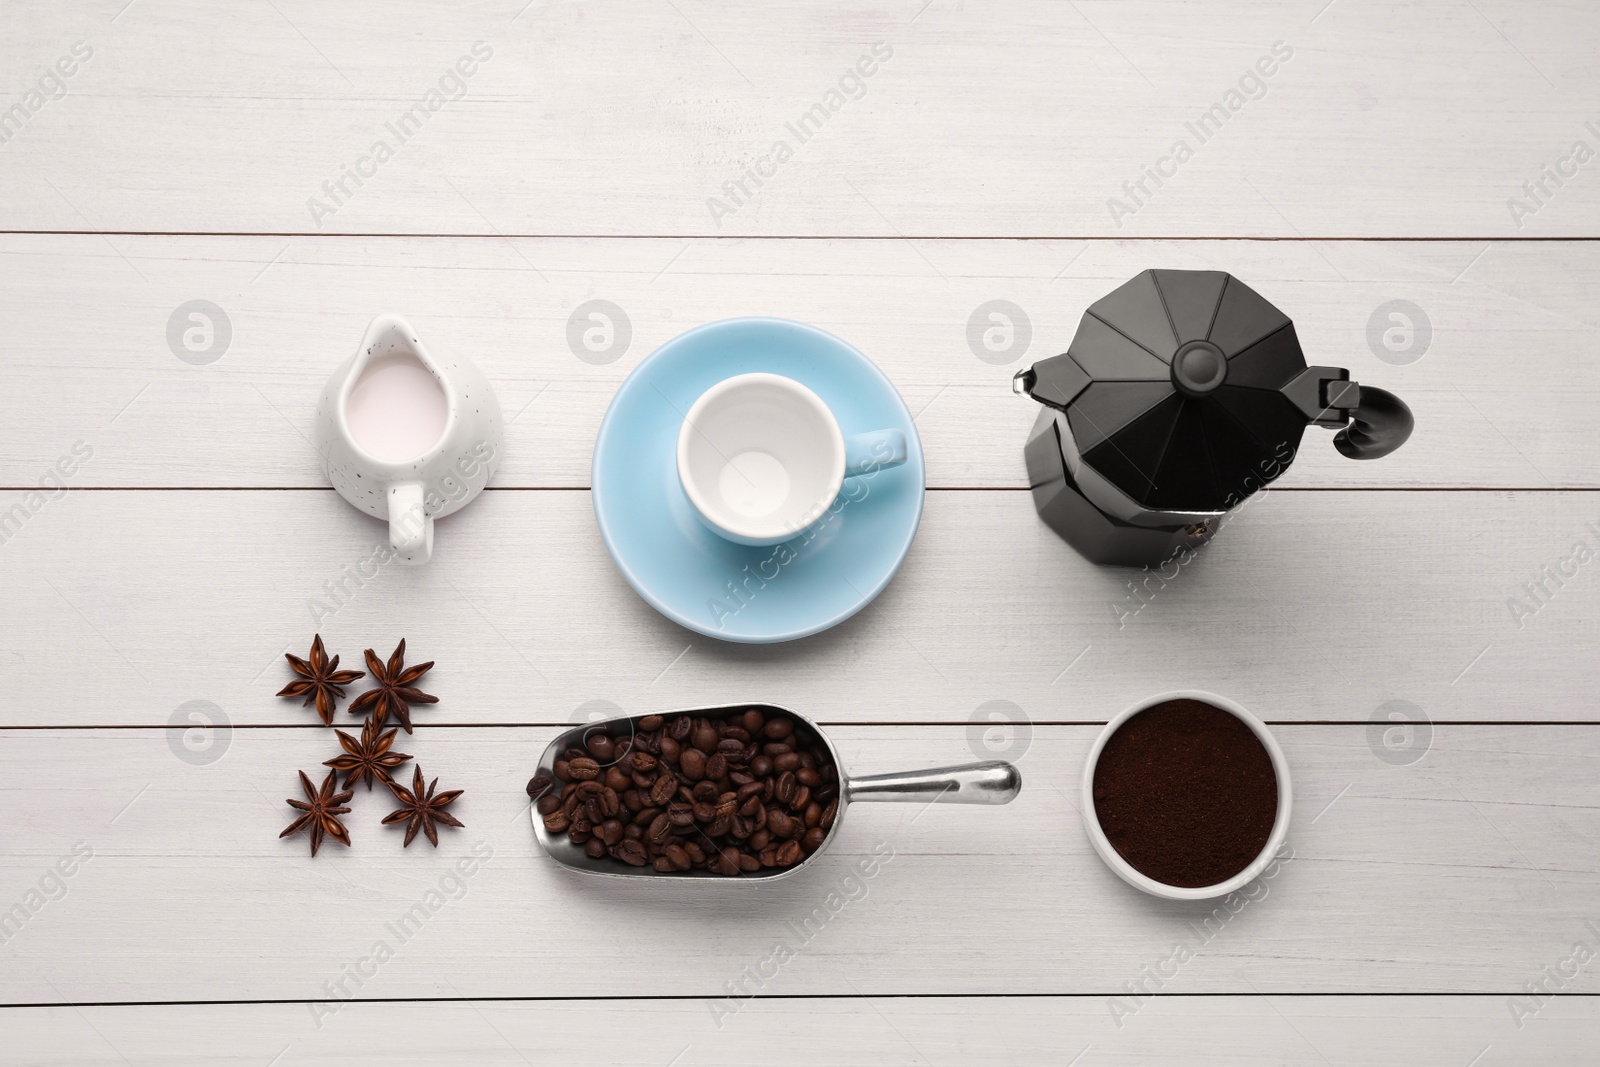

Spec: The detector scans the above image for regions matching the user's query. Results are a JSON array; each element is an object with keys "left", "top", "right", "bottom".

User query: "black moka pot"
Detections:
[{"left": 1015, "top": 269, "right": 1414, "bottom": 567}]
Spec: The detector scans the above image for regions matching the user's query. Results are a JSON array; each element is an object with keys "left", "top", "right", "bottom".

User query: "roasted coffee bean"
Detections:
[
  {"left": 583, "top": 798, "right": 603, "bottom": 824},
  {"left": 730, "top": 815, "right": 752, "bottom": 839},
  {"left": 738, "top": 852, "right": 761, "bottom": 872},
  {"left": 706, "top": 814, "right": 732, "bottom": 837},
  {"left": 718, "top": 847, "right": 743, "bottom": 876},
  {"left": 576, "top": 780, "right": 604, "bottom": 795},
  {"left": 542, "top": 810, "right": 570, "bottom": 833},
  {"left": 633, "top": 732, "right": 659, "bottom": 755},
  {"left": 652, "top": 856, "right": 675, "bottom": 872},
  {"left": 668, "top": 716, "right": 692, "bottom": 742},
  {"left": 571, "top": 810, "right": 593, "bottom": 834},
  {"left": 598, "top": 819, "right": 624, "bottom": 846},
  {"left": 741, "top": 709, "right": 765, "bottom": 734},
  {"left": 623, "top": 822, "right": 643, "bottom": 841},
  {"left": 717, "top": 737, "right": 747, "bottom": 755},
  {"left": 748, "top": 829, "right": 771, "bottom": 851},
  {"left": 585, "top": 733, "right": 615, "bottom": 762},
  {"left": 767, "top": 809, "right": 794, "bottom": 838},
  {"left": 567, "top": 757, "right": 601, "bottom": 781},
  {"left": 568, "top": 826, "right": 592, "bottom": 844},
  {"left": 659, "top": 737, "right": 682, "bottom": 765},
  {"left": 630, "top": 771, "right": 654, "bottom": 790},
  {"left": 775, "top": 771, "right": 797, "bottom": 805},
  {"left": 804, "top": 802, "right": 822, "bottom": 828},
  {"left": 739, "top": 795, "right": 762, "bottom": 818},
  {"left": 647, "top": 813, "right": 673, "bottom": 845},
  {"left": 692, "top": 720, "right": 720, "bottom": 754},
  {"left": 668, "top": 801, "right": 695, "bottom": 826},
  {"left": 692, "top": 801, "right": 718, "bottom": 822},
  {"left": 729, "top": 771, "right": 755, "bottom": 787},
  {"left": 680, "top": 748, "right": 707, "bottom": 780},
  {"left": 535, "top": 793, "right": 562, "bottom": 815},
  {"left": 750, "top": 755, "right": 773, "bottom": 777},
  {"left": 612, "top": 840, "right": 649, "bottom": 866},
  {"left": 820, "top": 798, "right": 839, "bottom": 829},
  {"left": 705, "top": 753, "right": 728, "bottom": 780},
  {"left": 633, "top": 806, "right": 661, "bottom": 826},
  {"left": 775, "top": 840, "right": 802, "bottom": 866},
  {"left": 692, "top": 781, "right": 719, "bottom": 802},
  {"left": 585, "top": 838, "right": 607, "bottom": 859},
  {"left": 649, "top": 773, "right": 677, "bottom": 806},
  {"left": 553, "top": 759, "right": 572, "bottom": 782},
  {"left": 630, "top": 751, "right": 658, "bottom": 773},
  {"left": 736, "top": 781, "right": 765, "bottom": 803},
  {"left": 801, "top": 827, "right": 827, "bottom": 852},
  {"left": 684, "top": 841, "right": 706, "bottom": 865},
  {"left": 763, "top": 717, "right": 795, "bottom": 740},
  {"left": 790, "top": 785, "right": 811, "bottom": 812},
  {"left": 796, "top": 767, "right": 822, "bottom": 787},
  {"left": 599, "top": 788, "right": 621, "bottom": 818},
  {"left": 639, "top": 714, "right": 664, "bottom": 731},
  {"left": 604, "top": 766, "right": 631, "bottom": 792},
  {"left": 665, "top": 844, "right": 691, "bottom": 870},
  {"left": 525, "top": 773, "right": 555, "bottom": 799},
  {"left": 715, "top": 794, "right": 739, "bottom": 817},
  {"left": 622, "top": 788, "right": 644, "bottom": 812},
  {"left": 763, "top": 742, "right": 792, "bottom": 756},
  {"left": 759, "top": 847, "right": 778, "bottom": 867},
  {"left": 774, "top": 751, "right": 802, "bottom": 773}
]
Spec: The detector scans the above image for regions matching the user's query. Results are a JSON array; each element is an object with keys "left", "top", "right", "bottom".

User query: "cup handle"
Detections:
[
  {"left": 388, "top": 483, "right": 433, "bottom": 565},
  {"left": 843, "top": 429, "right": 908, "bottom": 479}
]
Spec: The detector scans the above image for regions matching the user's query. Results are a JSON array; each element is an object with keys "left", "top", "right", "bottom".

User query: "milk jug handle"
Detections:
[{"left": 387, "top": 483, "right": 433, "bottom": 564}]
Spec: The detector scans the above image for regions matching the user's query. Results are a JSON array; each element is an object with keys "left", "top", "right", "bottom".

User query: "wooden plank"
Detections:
[
  {"left": 2, "top": 489, "right": 1594, "bottom": 728},
  {"left": 2, "top": 725, "right": 1598, "bottom": 1003},
  {"left": 4, "top": 2, "right": 1599, "bottom": 237},
  {"left": 2, "top": 996, "right": 1596, "bottom": 1066},
  {"left": 0, "top": 235, "right": 1594, "bottom": 489}
]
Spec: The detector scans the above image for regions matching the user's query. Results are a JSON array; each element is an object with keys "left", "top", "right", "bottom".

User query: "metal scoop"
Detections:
[{"left": 529, "top": 702, "right": 1021, "bottom": 880}]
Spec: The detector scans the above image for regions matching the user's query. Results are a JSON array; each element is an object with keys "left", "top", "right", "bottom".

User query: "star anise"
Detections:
[
  {"left": 382, "top": 765, "right": 464, "bottom": 847},
  {"left": 348, "top": 639, "right": 437, "bottom": 733},
  {"left": 324, "top": 715, "right": 413, "bottom": 791},
  {"left": 280, "top": 769, "right": 354, "bottom": 857},
  {"left": 276, "top": 634, "right": 364, "bottom": 726}
]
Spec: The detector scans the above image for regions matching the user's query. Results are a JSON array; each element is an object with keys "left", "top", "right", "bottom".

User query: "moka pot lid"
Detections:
[{"left": 1019, "top": 270, "right": 1315, "bottom": 515}]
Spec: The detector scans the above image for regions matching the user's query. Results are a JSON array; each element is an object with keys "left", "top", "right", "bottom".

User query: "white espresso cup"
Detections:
[{"left": 676, "top": 373, "right": 908, "bottom": 547}]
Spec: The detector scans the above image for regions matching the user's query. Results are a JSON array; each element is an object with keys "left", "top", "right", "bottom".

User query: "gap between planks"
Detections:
[
  {"left": 6, "top": 232, "right": 1600, "bottom": 242},
  {"left": 2, "top": 992, "right": 1596, "bottom": 1012},
  {"left": 3, "top": 721, "right": 1598, "bottom": 731}
]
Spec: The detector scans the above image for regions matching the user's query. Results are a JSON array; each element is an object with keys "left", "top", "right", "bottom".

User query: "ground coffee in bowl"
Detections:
[{"left": 1082, "top": 692, "right": 1290, "bottom": 899}]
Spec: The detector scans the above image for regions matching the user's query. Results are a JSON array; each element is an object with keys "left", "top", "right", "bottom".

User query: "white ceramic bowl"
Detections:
[{"left": 1080, "top": 689, "right": 1292, "bottom": 900}]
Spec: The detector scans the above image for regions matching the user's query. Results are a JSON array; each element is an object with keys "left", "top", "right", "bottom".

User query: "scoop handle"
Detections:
[{"left": 845, "top": 761, "right": 1021, "bottom": 805}]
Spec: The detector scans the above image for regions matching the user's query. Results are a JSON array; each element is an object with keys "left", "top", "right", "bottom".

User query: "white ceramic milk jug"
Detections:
[{"left": 314, "top": 314, "right": 504, "bottom": 564}]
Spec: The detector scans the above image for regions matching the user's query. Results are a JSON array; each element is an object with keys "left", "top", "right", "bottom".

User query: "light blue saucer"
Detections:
[{"left": 592, "top": 317, "right": 926, "bottom": 643}]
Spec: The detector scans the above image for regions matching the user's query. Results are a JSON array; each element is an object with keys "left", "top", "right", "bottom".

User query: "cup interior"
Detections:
[
  {"left": 1080, "top": 689, "right": 1292, "bottom": 900},
  {"left": 677, "top": 373, "right": 844, "bottom": 542}
]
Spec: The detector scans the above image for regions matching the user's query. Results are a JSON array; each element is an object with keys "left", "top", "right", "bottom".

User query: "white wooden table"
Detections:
[{"left": 3, "top": 1, "right": 1597, "bottom": 1062}]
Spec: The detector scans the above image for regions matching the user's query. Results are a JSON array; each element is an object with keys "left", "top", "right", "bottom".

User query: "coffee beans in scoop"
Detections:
[{"left": 527, "top": 708, "right": 839, "bottom": 875}]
